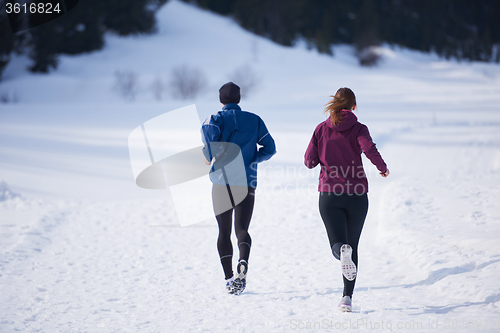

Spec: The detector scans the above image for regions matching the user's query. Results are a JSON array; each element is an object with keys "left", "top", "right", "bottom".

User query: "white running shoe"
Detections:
[
  {"left": 340, "top": 244, "right": 357, "bottom": 281},
  {"left": 338, "top": 296, "right": 352, "bottom": 312},
  {"left": 232, "top": 260, "right": 248, "bottom": 295},
  {"left": 225, "top": 276, "right": 235, "bottom": 294}
]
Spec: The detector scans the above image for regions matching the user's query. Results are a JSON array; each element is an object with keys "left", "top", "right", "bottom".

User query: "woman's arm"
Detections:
[
  {"left": 304, "top": 130, "right": 319, "bottom": 169},
  {"left": 357, "top": 125, "right": 388, "bottom": 175}
]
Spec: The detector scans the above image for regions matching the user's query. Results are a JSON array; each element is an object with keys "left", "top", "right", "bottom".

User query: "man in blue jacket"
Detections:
[{"left": 201, "top": 82, "right": 276, "bottom": 295}]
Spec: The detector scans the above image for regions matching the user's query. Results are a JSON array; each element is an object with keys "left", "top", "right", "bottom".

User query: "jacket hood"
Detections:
[{"left": 326, "top": 110, "right": 358, "bottom": 131}]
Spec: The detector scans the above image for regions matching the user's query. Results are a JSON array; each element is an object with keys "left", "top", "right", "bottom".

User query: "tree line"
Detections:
[
  {"left": 1, "top": 0, "right": 499, "bottom": 81},
  {"left": 184, "top": 0, "right": 499, "bottom": 62},
  {"left": 0, "top": 0, "right": 168, "bottom": 80}
]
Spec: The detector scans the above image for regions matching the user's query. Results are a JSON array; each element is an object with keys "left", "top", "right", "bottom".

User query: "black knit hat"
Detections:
[{"left": 219, "top": 82, "right": 241, "bottom": 104}]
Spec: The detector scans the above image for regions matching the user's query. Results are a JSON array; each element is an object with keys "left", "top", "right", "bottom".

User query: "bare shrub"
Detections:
[
  {"left": 169, "top": 65, "right": 207, "bottom": 100},
  {"left": 351, "top": 27, "right": 382, "bottom": 67},
  {"left": 356, "top": 47, "right": 381, "bottom": 67},
  {"left": 353, "top": 29, "right": 381, "bottom": 67},
  {"left": 114, "top": 70, "right": 139, "bottom": 102},
  {"left": 229, "top": 65, "right": 260, "bottom": 99},
  {"left": 0, "top": 91, "right": 19, "bottom": 103},
  {"left": 151, "top": 77, "right": 165, "bottom": 101}
]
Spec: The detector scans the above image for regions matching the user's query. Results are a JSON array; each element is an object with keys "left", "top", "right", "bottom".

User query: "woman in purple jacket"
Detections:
[{"left": 304, "top": 87, "right": 389, "bottom": 312}]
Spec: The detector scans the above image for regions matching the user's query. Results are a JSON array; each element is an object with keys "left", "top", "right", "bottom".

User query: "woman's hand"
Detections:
[
  {"left": 380, "top": 169, "right": 390, "bottom": 178},
  {"left": 204, "top": 157, "right": 212, "bottom": 165}
]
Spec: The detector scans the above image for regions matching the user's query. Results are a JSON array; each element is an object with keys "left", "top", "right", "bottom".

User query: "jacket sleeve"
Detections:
[
  {"left": 304, "top": 129, "right": 319, "bottom": 169},
  {"left": 255, "top": 118, "right": 276, "bottom": 163},
  {"left": 201, "top": 113, "right": 223, "bottom": 161},
  {"left": 357, "top": 125, "right": 387, "bottom": 172}
]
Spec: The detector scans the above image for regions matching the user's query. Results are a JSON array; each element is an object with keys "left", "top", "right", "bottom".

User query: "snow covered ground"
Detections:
[{"left": 1, "top": 0, "right": 500, "bottom": 331}]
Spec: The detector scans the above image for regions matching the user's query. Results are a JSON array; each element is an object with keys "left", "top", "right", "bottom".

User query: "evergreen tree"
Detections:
[{"left": 1, "top": 13, "right": 13, "bottom": 80}]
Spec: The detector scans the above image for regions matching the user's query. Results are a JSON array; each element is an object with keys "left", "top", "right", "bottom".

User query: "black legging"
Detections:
[
  {"left": 319, "top": 192, "right": 368, "bottom": 297},
  {"left": 213, "top": 185, "right": 255, "bottom": 279}
]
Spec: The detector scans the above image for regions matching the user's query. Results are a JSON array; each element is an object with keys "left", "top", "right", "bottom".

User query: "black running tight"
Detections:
[
  {"left": 319, "top": 192, "right": 368, "bottom": 297},
  {"left": 213, "top": 185, "right": 255, "bottom": 279}
]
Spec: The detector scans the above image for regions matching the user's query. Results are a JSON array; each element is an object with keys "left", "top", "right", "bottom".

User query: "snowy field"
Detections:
[{"left": 1, "top": 0, "right": 500, "bottom": 332}]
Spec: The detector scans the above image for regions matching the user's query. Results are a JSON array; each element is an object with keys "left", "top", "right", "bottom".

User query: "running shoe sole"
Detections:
[
  {"left": 236, "top": 260, "right": 248, "bottom": 279},
  {"left": 232, "top": 260, "right": 248, "bottom": 295},
  {"left": 340, "top": 244, "right": 357, "bottom": 281}
]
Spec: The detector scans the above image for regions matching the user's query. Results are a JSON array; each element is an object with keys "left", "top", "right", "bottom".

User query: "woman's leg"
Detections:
[
  {"left": 343, "top": 193, "right": 368, "bottom": 297},
  {"left": 319, "top": 192, "right": 348, "bottom": 256},
  {"left": 234, "top": 187, "right": 255, "bottom": 263},
  {"left": 319, "top": 193, "right": 368, "bottom": 297}
]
